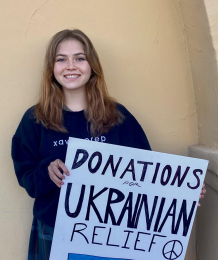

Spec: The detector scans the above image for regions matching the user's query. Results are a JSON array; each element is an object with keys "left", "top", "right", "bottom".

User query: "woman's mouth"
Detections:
[{"left": 64, "top": 74, "right": 80, "bottom": 79}]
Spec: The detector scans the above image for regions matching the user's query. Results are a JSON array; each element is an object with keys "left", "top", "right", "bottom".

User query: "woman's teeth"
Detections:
[{"left": 65, "top": 75, "right": 79, "bottom": 78}]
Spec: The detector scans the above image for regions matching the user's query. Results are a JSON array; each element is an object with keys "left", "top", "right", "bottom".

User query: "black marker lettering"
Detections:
[
  {"left": 158, "top": 199, "right": 177, "bottom": 233},
  {"left": 101, "top": 155, "right": 123, "bottom": 177},
  {"left": 92, "top": 226, "right": 106, "bottom": 245},
  {"left": 117, "top": 193, "right": 141, "bottom": 228},
  {"left": 152, "top": 163, "right": 161, "bottom": 184},
  {"left": 148, "top": 234, "right": 167, "bottom": 252},
  {"left": 187, "top": 169, "right": 203, "bottom": 189},
  {"left": 160, "top": 165, "right": 172, "bottom": 186},
  {"left": 135, "top": 195, "right": 158, "bottom": 230},
  {"left": 137, "top": 161, "right": 153, "bottom": 182},
  {"left": 86, "top": 186, "right": 108, "bottom": 222},
  {"left": 88, "top": 152, "right": 102, "bottom": 173},
  {"left": 106, "top": 228, "right": 119, "bottom": 247},
  {"left": 72, "top": 149, "right": 89, "bottom": 169},
  {"left": 104, "top": 188, "right": 125, "bottom": 225},
  {"left": 65, "top": 183, "right": 85, "bottom": 218},
  {"left": 174, "top": 200, "right": 197, "bottom": 236},
  {"left": 134, "top": 232, "right": 150, "bottom": 251},
  {"left": 171, "top": 166, "right": 190, "bottom": 187},
  {"left": 122, "top": 230, "right": 134, "bottom": 249},
  {"left": 120, "top": 159, "right": 136, "bottom": 181},
  {"left": 154, "top": 197, "right": 166, "bottom": 231},
  {"left": 70, "top": 223, "right": 89, "bottom": 243}
]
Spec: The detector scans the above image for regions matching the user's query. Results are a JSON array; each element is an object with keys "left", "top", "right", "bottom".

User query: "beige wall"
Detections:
[
  {"left": 180, "top": 2, "right": 218, "bottom": 260},
  {"left": 196, "top": 183, "right": 218, "bottom": 260},
  {"left": 180, "top": 0, "right": 218, "bottom": 148},
  {"left": 0, "top": 0, "right": 199, "bottom": 259},
  {"left": 189, "top": 145, "right": 218, "bottom": 260}
]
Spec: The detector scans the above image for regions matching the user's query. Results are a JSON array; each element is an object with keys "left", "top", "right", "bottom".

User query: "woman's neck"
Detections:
[{"left": 63, "top": 87, "right": 87, "bottom": 112}]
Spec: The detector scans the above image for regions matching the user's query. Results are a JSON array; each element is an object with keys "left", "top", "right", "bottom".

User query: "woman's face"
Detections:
[{"left": 53, "top": 39, "right": 92, "bottom": 94}]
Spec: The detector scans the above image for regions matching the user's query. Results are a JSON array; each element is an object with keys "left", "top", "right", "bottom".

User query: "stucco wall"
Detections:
[
  {"left": 179, "top": 0, "right": 218, "bottom": 148},
  {"left": 0, "top": 1, "right": 198, "bottom": 259},
  {"left": 189, "top": 145, "right": 218, "bottom": 260},
  {"left": 179, "top": 2, "right": 218, "bottom": 258},
  {"left": 196, "top": 183, "right": 218, "bottom": 260}
]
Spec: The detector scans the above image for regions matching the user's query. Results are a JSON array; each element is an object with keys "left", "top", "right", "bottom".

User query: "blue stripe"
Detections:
[{"left": 68, "top": 254, "right": 130, "bottom": 260}]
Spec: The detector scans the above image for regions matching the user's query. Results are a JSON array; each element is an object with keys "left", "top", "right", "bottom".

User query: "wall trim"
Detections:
[{"left": 189, "top": 144, "right": 218, "bottom": 192}]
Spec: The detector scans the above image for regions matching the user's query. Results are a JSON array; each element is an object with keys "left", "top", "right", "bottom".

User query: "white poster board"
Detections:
[{"left": 50, "top": 138, "right": 208, "bottom": 260}]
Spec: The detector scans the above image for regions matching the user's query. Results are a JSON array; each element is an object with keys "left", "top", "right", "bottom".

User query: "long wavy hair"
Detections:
[{"left": 35, "top": 29, "right": 124, "bottom": 136}]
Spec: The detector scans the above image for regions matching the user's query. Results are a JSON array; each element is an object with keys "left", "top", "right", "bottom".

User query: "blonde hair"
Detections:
[{"left": 35, "top": 29, "right": 124, "bottom": 136}]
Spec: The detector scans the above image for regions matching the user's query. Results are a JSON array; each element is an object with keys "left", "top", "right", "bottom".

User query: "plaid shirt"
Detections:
[
  {"left": 28, "top": 218, "right": 53, "bottom": 260},
  {"left": 28, "top": 218, "right": 129, "bottom": 260}
]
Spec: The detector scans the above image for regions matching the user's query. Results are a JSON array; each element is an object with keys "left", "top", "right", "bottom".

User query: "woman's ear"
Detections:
[{"left": 89, "top": 71, "right": 94, "bottom": 79}]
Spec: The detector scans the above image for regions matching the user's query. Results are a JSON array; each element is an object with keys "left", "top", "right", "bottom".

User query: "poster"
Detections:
[{"left": 50, "top": 138, "right": 208, "bottom": 260}]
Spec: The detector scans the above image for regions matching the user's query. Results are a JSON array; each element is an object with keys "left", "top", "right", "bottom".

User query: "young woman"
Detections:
[
  {"left": 12, "top": 29, "right": 206, "bottom": 260},
  {"left": 11, "top": 29, "right": 152, "bottom": 260}
]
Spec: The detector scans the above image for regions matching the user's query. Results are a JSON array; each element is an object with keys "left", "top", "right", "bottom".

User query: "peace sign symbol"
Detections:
[{"left": 162, "top": 240, "right": 183, "bottom": 259}]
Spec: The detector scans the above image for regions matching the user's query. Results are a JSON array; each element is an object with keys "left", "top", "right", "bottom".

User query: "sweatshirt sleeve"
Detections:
[
  {"left": 118, "top": 104, "right": 152, "bottom": 151},
  {"left": 11, "top": 108, "right": 57, "bottom": 198}
]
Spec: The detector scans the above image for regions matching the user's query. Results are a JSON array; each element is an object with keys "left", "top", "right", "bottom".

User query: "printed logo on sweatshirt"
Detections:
[
  {"left": 53, "top": 136, "right": 106, "bottom": 147},
  {"left": 85, "top": 136, "right": 106, "bottom": 142}
]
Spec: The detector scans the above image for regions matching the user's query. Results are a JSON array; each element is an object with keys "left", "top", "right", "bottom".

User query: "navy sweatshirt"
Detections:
[{"left": 11, "top": 104, "right": 151, "bottom": 227}]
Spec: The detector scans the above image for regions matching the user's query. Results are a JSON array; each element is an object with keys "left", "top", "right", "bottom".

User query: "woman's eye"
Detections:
[
  {"left": 77, "top": 57, "right": 85, "bottom": 61},
  {"left": 56, "top": 58, "right": 65, "bottom": 62}
]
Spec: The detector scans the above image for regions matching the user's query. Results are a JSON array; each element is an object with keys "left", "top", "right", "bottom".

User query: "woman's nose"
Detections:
[{"left": 67, "top": 60, "right": 76, "bottom": 70}]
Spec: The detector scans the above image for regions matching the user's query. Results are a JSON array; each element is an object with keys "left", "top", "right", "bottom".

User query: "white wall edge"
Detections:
[{"left": 188, "top": 144, "right": 218, "bottom": 192}]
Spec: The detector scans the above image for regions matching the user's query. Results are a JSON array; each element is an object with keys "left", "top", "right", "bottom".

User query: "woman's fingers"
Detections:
[
  {"left": 202, "top": 187, "right": 206, "bottom": 194},
  {"left": 48, "top": 165, "right": 63, "bottom": 187},
  {"left": 52, "top": 164, "right": 65, "bottom": 179},
  {"left": 58, "top": 160, "right": 70, "bottom": 176},
  {"left": 198, "top": 183, "right": 206, "bottom": 207},
  {"left": 200, "top": 183, "right": 206, "bottom": 196},
  {"left": 48, "top": 159, "right": 70, "bottom": 187},
  {"left": 48, "top": 166, "right": 64, "bottom": 187}
]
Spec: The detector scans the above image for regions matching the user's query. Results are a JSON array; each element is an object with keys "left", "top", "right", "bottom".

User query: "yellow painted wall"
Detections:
[
  {"left": 180, "top": 1, "right": 218, "bottom": 260},
  {"left": 180, "top": 0, "right": 218, "bottom": 148},
  {"left": 0, "top": 0, "right": 198, "bottom": 259}
]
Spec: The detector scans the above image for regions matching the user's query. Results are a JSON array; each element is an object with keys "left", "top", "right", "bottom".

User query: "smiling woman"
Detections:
[
  {"left": 11, "top": 29, "right": 152, "bottom": 260},
  {"left": 35, "top": 29, "right": 127, "bottom": 136},
  {"left": 11, "top": 28, "right": 206, "bottom": 260},
  {"left": 53, "top": 40, "right": 92, "bottom": 100}
]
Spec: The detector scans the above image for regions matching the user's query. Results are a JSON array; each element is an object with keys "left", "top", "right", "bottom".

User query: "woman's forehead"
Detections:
[{"left": 56, "top": 39, "right": 85, "bottom": 54}]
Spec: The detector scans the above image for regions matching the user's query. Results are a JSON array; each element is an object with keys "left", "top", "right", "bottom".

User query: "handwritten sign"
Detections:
[{"left": 50, "top": 138, "right": 208, "bottom": 260}]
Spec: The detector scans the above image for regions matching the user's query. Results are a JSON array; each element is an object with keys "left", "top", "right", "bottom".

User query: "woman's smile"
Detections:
[
  {"left": 53, "top": 39, "right": 91, "bottom": 93},
  {"left": 64, "top": 74, "right": 80, "bottom": 79}
]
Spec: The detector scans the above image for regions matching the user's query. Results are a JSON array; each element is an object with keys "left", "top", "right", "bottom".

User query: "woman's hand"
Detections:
[
  {"left": 48, "top": 159, "right": 70, "bottom": 188},
  {"left": 198, "top": 183, "right": 206, "bottom": 207}
]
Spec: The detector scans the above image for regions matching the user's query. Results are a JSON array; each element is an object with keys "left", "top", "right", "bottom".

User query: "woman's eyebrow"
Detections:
[
  {"left": 56, "top": 53, "right": 85, "bottom": 57},
  {"left": 74, "top": 53, "right": 85, "bottom": 56}
]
